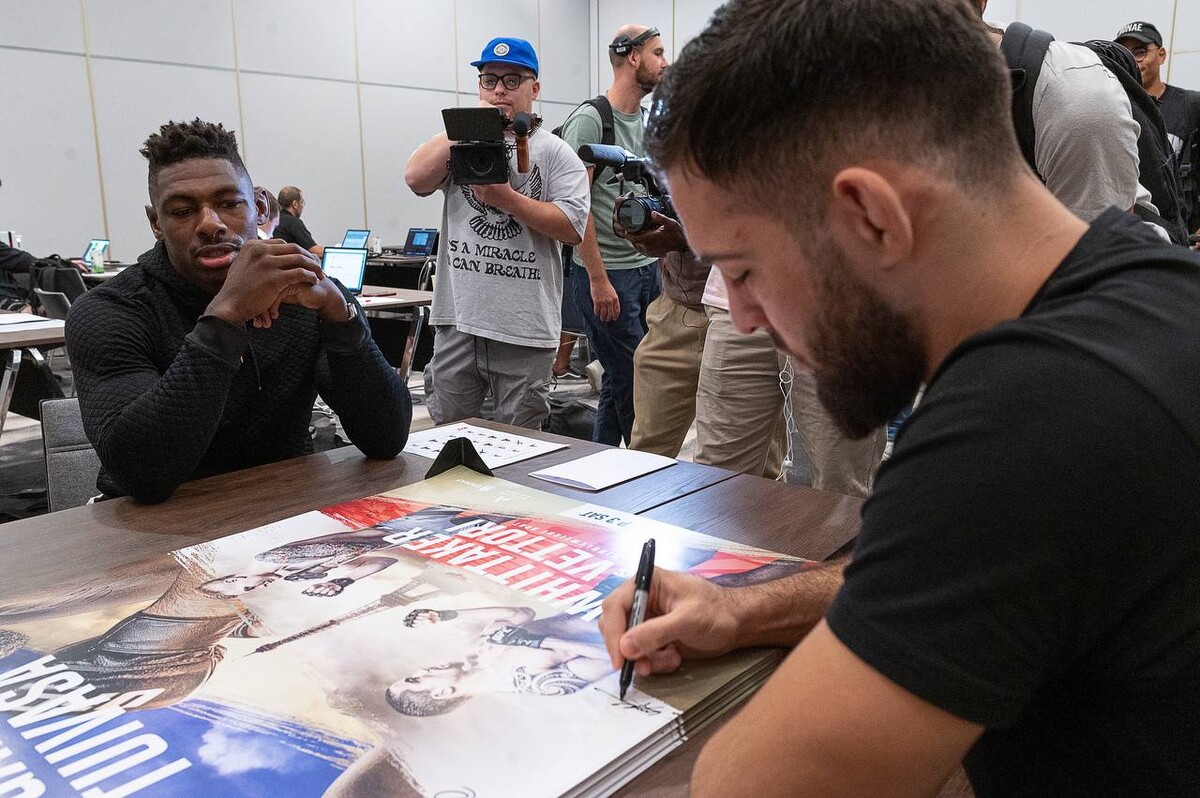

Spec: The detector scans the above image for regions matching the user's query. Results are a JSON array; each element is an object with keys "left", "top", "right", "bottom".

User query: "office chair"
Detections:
[
  {"left": 40, "top": 397, "right": 102, "bottom": 512},
  {"left": 30, "top": 288, "right": 73, "bottom": 389},
  {"left": 56, "top": 268, "right": 87, "bottom": 302},
  {"left": 33, "top": 288, "right": 71, "bottom": 321}
]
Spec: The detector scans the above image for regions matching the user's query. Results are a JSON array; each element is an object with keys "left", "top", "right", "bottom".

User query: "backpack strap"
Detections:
[
  {"left": 579, "top": 95, "right": 615, "bottom": 185},
  {"left": 555, "top": 95, "right": 617, "bottom": 185},
  {"left": 1000, "top": 22, "right": 1054, "bottom": 177}
]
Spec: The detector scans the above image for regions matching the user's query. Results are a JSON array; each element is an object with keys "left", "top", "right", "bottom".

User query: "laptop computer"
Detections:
[
  {"left": 402, "top": 228, "right": 439, "bottom": 257},
  {"left": 341, "top": 228, "right": 370, "bottom": 248},
  {"left": 321, "top": 247, "right": 368, "bottom": 294},
  {"left": 82, "top": 239, "right": 110, "bottom": 263}
]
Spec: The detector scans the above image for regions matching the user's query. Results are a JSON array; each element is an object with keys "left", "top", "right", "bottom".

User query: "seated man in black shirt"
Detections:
[
  {"left": 0, "top": 241, "right": 34, "bottom": 310},
  {"left": 67, "top": 119, "right": 411, "bottom": 503},
  {"left": 599, "top": 0, "right": 1200, "bottom": 794},
  {"left": 274, "top": 185, "right": 324, "bottom": 258}
]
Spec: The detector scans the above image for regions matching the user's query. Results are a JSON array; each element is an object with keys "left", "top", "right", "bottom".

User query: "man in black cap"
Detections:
[{"left": 1117, "top": 21, "right": 1200, "bottom": 233}]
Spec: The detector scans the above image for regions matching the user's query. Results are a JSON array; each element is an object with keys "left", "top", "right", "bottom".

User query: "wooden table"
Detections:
[
  {"left": 365, "top": 254, "right": 435, "bottom": 292},
  {"left": 0, "top": 419, "right": 865, "bottom": 795},
  {"left": 80, "top": 265, "right": 128, "bottom": 283},
  {"left": 0, "top": 317, "right": 65, "bottom": 437}
]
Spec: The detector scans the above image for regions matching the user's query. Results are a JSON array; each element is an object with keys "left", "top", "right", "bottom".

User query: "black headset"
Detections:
[{"left": 609, "top": 27, "right": 660, "bottom": 56}]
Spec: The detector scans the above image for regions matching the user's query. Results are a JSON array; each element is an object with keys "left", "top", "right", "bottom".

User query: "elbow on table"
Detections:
[
  {"left": 121, "top": 475, "right": 183, "bottom": 505},
  {"left": 94, "top": 443, "right": 185, "bottom": 504},
  {"left": 358, "top": 433, "right": 407, "bottom": 460},
  {"left": 353, "top": 403, "right": 412, "bottom": 460}
]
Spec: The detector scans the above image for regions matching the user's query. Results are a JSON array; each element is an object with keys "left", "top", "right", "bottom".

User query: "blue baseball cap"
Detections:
[{"left": 471, "top": 37, "right": 539, "bottom": 76}]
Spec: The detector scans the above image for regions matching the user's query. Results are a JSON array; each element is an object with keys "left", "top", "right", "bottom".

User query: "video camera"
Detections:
[
  {"left": 442, "top": 107, "right": 511, "bottom": 185},
  {"left": 577, "top": 144, "right": 674, "bottom": 234}
]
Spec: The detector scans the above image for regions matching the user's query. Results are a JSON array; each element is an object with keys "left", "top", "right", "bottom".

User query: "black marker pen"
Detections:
[{"left": 619, "top": 538, "right": 655, "bottom": 701}]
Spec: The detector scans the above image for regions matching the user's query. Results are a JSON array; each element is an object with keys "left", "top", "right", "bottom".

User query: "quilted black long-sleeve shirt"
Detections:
[{"left": 65, "top": 242, "right": 412, "bottom": 503}]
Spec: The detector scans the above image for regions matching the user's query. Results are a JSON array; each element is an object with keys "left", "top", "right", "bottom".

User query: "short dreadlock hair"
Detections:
[{"left": 140, "top": 118, "right": 248, "bottom": 185}]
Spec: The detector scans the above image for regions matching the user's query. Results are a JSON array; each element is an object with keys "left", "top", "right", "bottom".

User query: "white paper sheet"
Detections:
[
  {"left": 403, "top": 421, "right": 567, "bottom": 467},
  {"left": 529, "top": 449, "right": 676, "bottom": 491},
  {"left": 0, "top": 312, "right": 47, "bottom": 325}
]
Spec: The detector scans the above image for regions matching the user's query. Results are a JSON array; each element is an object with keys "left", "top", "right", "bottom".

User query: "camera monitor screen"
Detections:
[
  {"left": 321, "top": 247, "right": 368, "bottom": 294},
  {"left": 402, "top": 228, "right": 439, "bottom": 257},
  {"left": 442, "top": 107, "right": 507, "bottom": 142},
  {"left": 82, "top": 239, "right": 110, "bottom": 263},
  {"left": 341, "top": 228, "right": 370, "bottom": 248}
]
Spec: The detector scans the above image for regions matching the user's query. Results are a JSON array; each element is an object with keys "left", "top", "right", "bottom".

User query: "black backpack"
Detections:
[
  {"left": 552, "top": 96, "right": 615, "bottom": 272},
  {"left": 28, "top": 255, "right": 87, "bottom": 312},
  {"left": 1001, "top": 23, "right": 1189, "bottom": 246},
  {"left": 1176, "top": 94, "right": 1200, "bottom": 234}
]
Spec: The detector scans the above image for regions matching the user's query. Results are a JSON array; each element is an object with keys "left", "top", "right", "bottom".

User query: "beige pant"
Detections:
[
  {"left": 629, "top": 294, "right": 709, "bottom": 457},
  {"left": 694, "top": 307, "right": 884, "bottom": 496}
]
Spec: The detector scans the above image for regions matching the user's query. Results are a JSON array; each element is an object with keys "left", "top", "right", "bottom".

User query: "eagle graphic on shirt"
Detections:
[{"left": 461, "top": 164, "right": 544, "bottom": 241}]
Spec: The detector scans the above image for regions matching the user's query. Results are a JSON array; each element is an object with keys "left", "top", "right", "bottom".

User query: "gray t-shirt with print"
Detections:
[
  {"left": 558, "top": 102, "right": 657, "bottom": 271},
  {"left": 430, "top": 127, "right": 589, "bottom": 349}
]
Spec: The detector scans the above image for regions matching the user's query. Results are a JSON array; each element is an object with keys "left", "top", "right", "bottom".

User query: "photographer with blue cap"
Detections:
[{"left": 405, "top": 37, "right": 589, "bottom": 429}]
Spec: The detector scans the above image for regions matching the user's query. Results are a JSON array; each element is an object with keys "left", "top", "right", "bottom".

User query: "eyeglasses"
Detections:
[
  {"left": 478, "top": 73, "right": 534, "bottom": 91},
  {"left": 1129, "top": 44, "right": 1158, "bottom": 61}
]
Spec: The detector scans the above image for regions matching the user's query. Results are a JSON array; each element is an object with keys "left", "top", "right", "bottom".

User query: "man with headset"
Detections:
[{"left": 559, "top": 25, "right": 669, "bottom": 446}]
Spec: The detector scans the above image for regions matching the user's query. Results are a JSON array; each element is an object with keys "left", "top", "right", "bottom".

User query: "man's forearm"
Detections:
[
  {"left": 503, "top": 193, "right": 582, "bottom": 244},
  {"left": 405, "top": 133, "right": 452, "bottom": 196},
  {"left": 577, "top": 214, "right": 609, "bottom": 284},
  {"left": 320, "top": 322, "right": 412, "bottom": 459},
  {"left": 728, "top": 557, "right": 848, "bottom": 649}
]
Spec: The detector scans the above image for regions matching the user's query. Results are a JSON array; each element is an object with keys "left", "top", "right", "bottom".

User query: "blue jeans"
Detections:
[{"left": 570, "top": 262, "right": 661, "bottom": 445}]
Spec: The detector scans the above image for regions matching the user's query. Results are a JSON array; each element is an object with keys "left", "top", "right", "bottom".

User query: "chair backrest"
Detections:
[
  {"left": 57, "top": 267, "right": 88, "bottom": 302},
  {"left": 40, "top": 397, "right": 102, "bottom": 512},
  {"left": 33, "top": 288, "right": 71, "bottom": 320}
]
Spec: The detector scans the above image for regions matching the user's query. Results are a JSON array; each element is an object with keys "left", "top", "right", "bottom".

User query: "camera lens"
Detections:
[
  {"left": 467, "top": 149, "right": 496, "bottom": 177},
  {"left": 617, "top": 198, "right": 661, "bottom": 233}
]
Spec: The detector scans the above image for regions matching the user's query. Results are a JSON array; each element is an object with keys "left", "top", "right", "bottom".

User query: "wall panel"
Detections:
[
  {"left": 357, "top": 0, "right": 456, "bottom": 91},
  {"left": 0, "top": 0, "right": 83, "bottom": 52},
  {"left": 359, "top": 83, "right": 450, "bottom": 240},
  {"left": 90, "top": 59, "right": 241, "bottom": 260},
  {"left": 85, "top": 0, "right": 235, "bottom": 69},
  {"left": 1016, "top": 0, "right": 1175, "bottom": 44},
  {"left": 537, "top": 0, "right": 590, "bottom": 105},
  {"left": 235, "top": 0, "right": 357, "bottom": 82},
  {"left": 239, "top": 72, "right": 364, "bottom": 247},
  {"left": 0, "top": 50, "right": 102, "bottom": 255}
]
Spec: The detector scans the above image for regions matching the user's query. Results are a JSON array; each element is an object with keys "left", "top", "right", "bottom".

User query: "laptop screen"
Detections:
[
  {"left": 82, "top": 239, "right": 110, "bottom": 262},
  {"left": 321, "top": 247, "right": 368, "bottom": 293},
  {"left": 403, "top": 228, "right": 439, "bottom": 257},
  {"left": 341, "top": 228, "right": 370, "bottom": 248}
]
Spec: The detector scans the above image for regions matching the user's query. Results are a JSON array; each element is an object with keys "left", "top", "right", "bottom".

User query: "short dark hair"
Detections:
[
  {"left": 140, "top": 118, "right": 247, "bottom": 183},
  {"left": 385, "top": 686, "right": 470, "bottom": 717},
  {"left": 278, "top": 186, "right": 303, "bottom": 210},
  {"left": 646, "top": 0, "right": 1020, "bottom": 221}
]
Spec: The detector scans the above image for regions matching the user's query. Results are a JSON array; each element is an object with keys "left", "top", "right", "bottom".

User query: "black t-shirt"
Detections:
[
  {"left": 827, "top": 209, "right": 1200, "bottom": 796},
  {"left": 274, "top": 209, "right": 317, "bottom": 251},
  {"left": 1159, "top": 84, "right": 1200, "bottom": 159},
  {"left": 1160, "top": 84, "right": 1200, "bottom": 231}
]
